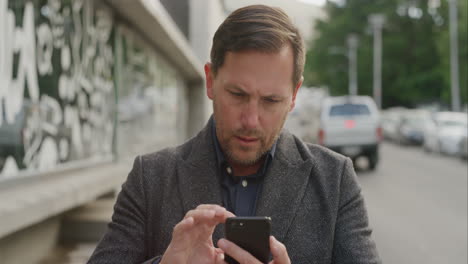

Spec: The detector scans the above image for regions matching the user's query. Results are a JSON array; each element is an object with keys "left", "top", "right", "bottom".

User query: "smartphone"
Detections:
[{"left": 224, "top": 216, "right": 271, "bottom": 264}]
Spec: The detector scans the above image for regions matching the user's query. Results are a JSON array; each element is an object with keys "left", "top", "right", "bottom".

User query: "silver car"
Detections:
[
  {"left": 458, "top": 134, "right": 468, "bottom": 160},
  {"left": 396, "top": 110, "right": 432, "bottom": 145},
  {"left": 319, "top": 96, "right": 382, "bottom": 170},
  {"left": 424, "top": 112, "right": 468, "bottom": 155}
]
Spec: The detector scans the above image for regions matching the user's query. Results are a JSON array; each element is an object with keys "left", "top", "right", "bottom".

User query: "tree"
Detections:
[{"left": 304, "top": 0, "right": 463, "bottom": 108}]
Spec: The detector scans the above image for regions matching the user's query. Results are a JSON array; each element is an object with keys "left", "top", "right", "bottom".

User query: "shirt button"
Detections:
[
  {"left": 226, "top": 167, "right": 232, "bottom": 174},
  {"left": 242, "top": 180, "right": 248, "bottom": 187}
]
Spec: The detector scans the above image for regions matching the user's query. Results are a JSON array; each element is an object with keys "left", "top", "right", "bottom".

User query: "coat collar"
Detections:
[
  {"left": 177, "top": 116, "right": 222, "bottom": 208},
  {"left": 176, "top": 116, "right": 314, "bottom": 242},
  {"left": 255, "top": 132, "right": 314, "bottom": 242}
]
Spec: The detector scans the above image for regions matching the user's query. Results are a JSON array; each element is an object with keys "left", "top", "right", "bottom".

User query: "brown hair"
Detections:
[{"left": 210, "top": 5, "right": 305, "bottom": 86}]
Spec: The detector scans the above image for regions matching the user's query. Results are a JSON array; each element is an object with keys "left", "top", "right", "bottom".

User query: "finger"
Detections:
[
  {"left": 171, "top": 216, "right": 194, "bottom": 243},
  {"left": 218, "top": 210, "right": 236, "bottom": 222},
  {"left": 215, "top": 251, "right": 227, "bottom": 264},
  {"left": 270, "top": 236, "right": 290, "bottom": 264},
  {"left": 215, "top": 247, "right": 227, "bottom": 264},
  {"left": 196, "top": 204, "right": 226, "bottom": 210},
  {"left": 185, "top": 208, "right": 234, "bottom": 226},
  {"left": 215, "top": 247, "right": 224, "bottom": 254},
  {"left": 196, "top": 205, "right": 236, "bottom": 219},
  {"left": 184, "top": 209, "right": 217, "bottom": 223},
  {"left": 182, "top": 209, "right": 226, "bottom": 242},
  {"left": 218, "top": 238, "right": 262, "bottom": 264}
]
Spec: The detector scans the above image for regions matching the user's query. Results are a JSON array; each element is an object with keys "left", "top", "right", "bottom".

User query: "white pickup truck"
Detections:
[{"left": 318, "top": 96, "right": 382, "bottom": 170}]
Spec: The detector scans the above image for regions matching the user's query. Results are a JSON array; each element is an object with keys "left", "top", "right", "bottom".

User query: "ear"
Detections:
[
  {"left": 205, "top": 63, "right": 214, "bottom": 100},
  {"left": 289, "top": 76, "right": 303, "bottom": 111}
]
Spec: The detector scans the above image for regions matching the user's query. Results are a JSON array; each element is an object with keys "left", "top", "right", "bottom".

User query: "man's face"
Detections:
[{"left": 205, "top": 45, "right": 302, "bottom": 166}]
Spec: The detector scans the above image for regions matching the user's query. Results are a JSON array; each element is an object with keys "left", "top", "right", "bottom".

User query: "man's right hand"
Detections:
[{"left": 160, "top": 204, "right": 235, "bottom": 264}]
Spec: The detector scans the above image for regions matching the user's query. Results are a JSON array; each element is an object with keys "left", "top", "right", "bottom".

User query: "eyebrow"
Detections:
[
  {"left": 224, "top": 84, "right": 246, "bottom": 93},
  {"left": 224, "top": 83, "right": 287, "bottom": 100}
]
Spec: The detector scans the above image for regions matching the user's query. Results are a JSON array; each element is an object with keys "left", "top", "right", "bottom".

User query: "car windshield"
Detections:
[{"left": 329, "top": 103, "right": 371, "bottom": 117}]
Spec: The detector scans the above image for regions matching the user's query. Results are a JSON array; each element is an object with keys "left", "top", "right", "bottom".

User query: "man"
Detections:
[{"left": 89, "top": 5, "right": 381, "bottom": 264}]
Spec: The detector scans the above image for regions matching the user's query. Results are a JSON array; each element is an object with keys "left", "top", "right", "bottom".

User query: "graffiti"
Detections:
[
  {"left": 0, "top": 0, "right": 115, "bottom": 177},
  {"left": 37, "top": 23, "right": 54, "bottom": 75},
  {"left": 0, "top": 0, "right": 40, "bottom": 125}
]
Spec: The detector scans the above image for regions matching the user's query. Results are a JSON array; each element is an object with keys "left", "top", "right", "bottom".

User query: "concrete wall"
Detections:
[
  {"left": 160, "top": 0, "right": 190, "bottom": 39},
  {"left": 188, "top": 0, "right": 227, "bottom": 136},
  {"left": 0, "top": 216, "right": 61, "bottom": 264}
]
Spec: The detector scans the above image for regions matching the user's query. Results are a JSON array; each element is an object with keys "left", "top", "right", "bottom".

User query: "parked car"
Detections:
[
  {"left": 424, "top": 112, "right": 468, "bottom": 155},
  {"left": 395, "top": 110, "right": 432, "bottom": 145},
  {"left": 458, "top": 134, "right": 467, "bottom": 160},
  {"left": 381, "top": 110, "right": 404, "bottom": 142},
  {"left": 318, "top": 96, "right": 382, "bottom": 170}
]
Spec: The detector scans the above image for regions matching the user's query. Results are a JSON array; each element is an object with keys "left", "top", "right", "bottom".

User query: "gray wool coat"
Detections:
[{"left": 88, "top": 118, "right": 381, "bottom": 264}]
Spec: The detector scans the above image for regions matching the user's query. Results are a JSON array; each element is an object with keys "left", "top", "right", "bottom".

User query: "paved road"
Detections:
[{"left": 357, "top": 142, "right": 467, "bottom": 264}]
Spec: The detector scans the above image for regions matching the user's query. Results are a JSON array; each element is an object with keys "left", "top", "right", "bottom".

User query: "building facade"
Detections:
[{"left": 0, "top": 0, "right": 221, "bottom": 262}]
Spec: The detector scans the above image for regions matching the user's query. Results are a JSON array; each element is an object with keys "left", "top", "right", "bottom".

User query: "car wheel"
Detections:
[
  {"left": 423, "top": 144, "right": 431, "bottom": 153},
  {"left": 369, "top": 158, "right": 377, "bottom": 170},
  {"left": 368, "top": 151, "right": 378, "bottom": 171},
  {"left": 436, "top": 140, "right": 443, "bottom": 154}
]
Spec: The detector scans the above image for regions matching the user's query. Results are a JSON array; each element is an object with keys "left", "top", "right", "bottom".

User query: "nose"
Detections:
[{"left": 241, "top": 100, "right": 260, "bottom": 130}]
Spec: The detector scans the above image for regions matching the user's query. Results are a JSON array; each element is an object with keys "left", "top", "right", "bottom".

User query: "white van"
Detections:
[{"left": 318, "top": 96, "right": 382, "bottom": 170}]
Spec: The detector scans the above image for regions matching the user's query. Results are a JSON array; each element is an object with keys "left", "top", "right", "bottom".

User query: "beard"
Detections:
[
  {"left": 214, "top": 106, "right": 288, "bottom": 167},
  {"left": 223, "top": 128, "right": 270, "bottom": 166}
]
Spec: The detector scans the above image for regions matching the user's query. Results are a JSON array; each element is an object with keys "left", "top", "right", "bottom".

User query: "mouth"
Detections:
[{"left": 235, "top": 136, "right": 259, "bottom": 144}]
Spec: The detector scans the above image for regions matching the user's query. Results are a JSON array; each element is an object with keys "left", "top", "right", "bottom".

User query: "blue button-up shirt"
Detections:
[{"left": 212, "top": 121, "right": 277, "bottom": 216}]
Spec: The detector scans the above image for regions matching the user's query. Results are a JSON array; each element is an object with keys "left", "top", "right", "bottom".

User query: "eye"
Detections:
[
  {"left": 230, "top": 91, "right": 244, "bottom": 97},
  {"left": 264, "top": 97, "right": 280, "bottom": 103}
]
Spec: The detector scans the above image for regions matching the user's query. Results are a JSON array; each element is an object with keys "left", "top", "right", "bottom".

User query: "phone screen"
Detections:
[{"left": 224, "top": 216, "right": 271, "bottom": 264}]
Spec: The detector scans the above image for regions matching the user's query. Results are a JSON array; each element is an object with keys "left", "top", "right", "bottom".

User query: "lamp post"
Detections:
[
  {"left": 347, "top": 34, "right": 359, "bottom": 96},
  {"left": 448, "top": 0, "right": 460, "bottom": 111},
  {"left": 369, "top": 14, "right": 385, "bottom": 109}
]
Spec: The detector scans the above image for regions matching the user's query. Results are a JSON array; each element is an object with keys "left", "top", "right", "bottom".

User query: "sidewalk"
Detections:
[{"left": 39, "top": 243, "right": 98, "bottom": 264}]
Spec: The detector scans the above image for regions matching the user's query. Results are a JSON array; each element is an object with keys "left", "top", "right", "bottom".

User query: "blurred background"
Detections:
[{"left": 0, "top": 0, "right": 466, "bottom": 263}]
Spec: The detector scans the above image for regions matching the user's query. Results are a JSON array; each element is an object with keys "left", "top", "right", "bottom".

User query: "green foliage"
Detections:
[{"left": 305, "top": 0, "right": 467, "bottom": 109}]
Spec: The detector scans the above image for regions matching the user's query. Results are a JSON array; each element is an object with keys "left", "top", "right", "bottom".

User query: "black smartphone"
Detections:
[{"left": 224, "top": 216, "right": 271, "bottom": 264}]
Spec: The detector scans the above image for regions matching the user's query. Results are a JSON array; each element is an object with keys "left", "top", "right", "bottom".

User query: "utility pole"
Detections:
[
  {"left": 347, "top": 34, "right": 358, "bottom": 96},
  {"left": 448, "top": 0, "right": 460, "bottom": 111},
  {"left": 369, "top": 14, "right": 385, "bottom": 109}
]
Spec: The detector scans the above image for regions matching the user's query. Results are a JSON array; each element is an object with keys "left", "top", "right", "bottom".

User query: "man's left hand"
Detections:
[{"left": 217, "top": 236, "right": 291, "bottom": 264}]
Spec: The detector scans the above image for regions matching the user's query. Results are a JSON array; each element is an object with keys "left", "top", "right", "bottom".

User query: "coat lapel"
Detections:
[
  {"left": 255, "top": 132, "right": 314, "bottom": 242},
  {"left": 177, "top": 160, "right": 222, "bottom": 211},
  {"left": 176, "top": 117, "right": 225, "bottom": 241}
]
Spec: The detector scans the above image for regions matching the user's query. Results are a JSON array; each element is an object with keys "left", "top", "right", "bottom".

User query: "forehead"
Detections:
[{"left": 216, "top": 45, "right": 295, "bottom": 95}]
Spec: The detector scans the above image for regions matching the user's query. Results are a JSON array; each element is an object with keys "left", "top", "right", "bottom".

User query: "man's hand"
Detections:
[
  {"left": 160, "top": 204, "right": 235, "bottom": 264},
  {"left": 217, "top": 236, "right": 291, "bottom": 264}
]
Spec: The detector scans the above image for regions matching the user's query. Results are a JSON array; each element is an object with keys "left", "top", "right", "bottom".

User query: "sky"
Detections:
[{"left": 297, "top": 0, "right": 327, "bottom": 6}]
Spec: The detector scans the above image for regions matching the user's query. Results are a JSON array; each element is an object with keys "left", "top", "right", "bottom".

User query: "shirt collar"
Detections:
[{"left": 212, "top": 119, "right": 277, "bottom": 176}]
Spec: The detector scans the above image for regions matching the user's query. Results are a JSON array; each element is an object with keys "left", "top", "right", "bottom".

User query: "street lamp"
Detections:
[
  {"left": 369, "top": 14, "right": 385, "bottom": 109},
  {"left": 347, "top": 34, "right": 359, "bottom": 96},
  {"left": 448, "top": 0, "right": 460, "bottom": 111}
]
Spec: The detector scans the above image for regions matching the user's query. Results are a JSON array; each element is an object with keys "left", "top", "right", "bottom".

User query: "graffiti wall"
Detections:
[
  {"left": 0, "top": 0, "right": 188, "bottom": 179},
  {"left": 0, "top": 0, "right": 116, "bottom": 178},
  {"left": 116, "top": 25, "right": 185, "bottom": 158}
]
